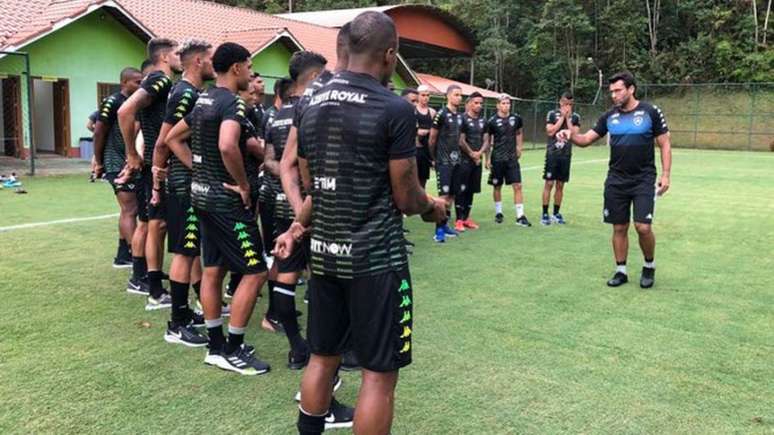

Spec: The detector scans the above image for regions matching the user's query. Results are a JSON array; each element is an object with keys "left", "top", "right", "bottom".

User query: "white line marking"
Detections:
[{"left": 0, "top": 213, "right": 118, "bottom": 233}]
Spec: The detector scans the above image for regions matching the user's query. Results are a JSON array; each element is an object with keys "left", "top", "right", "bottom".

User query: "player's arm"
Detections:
[
  {"left": 516, "top": 128, "right": 524, "bottom": 159},
  {"left": 546, "top": 111, "right": 565, "bottom": 137},
  {"left": 656, "top": 133, "right": 672, "bottom": 195},
  {"left": 165, "top": 118, "right": 192, "bottom": 169},
  {"left": 151, "top": 122, "right": 175, "bottom": 190},
  {"left": 264, "top": 141, "right": 280, "bottom": 177},
  {"left": 274, "top": 156, "right": 312, "bottom": 260},
  {"left": 459, "top": 131, "right": 474, "bottom": 158},
  {"left": 567, "top": 129, "right": 600, "bottom": 147},
  {"left": 117, "top": 89, "right": 152, "bottom": 171},
  {"left": 280, "top": 126, "right": 305, "bottom": 216},
  {"left": 92, "top": 120, "right": 109, "bottom": 177},
  {"left": 219, "top": 120, "right": 251, "bottom": 209},
  {"left": 246, "top": 137, "right": 264, "bottom": 161}
]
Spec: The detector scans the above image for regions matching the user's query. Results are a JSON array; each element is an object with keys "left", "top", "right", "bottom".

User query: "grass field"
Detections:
[{"left": 1, "top": 146, "right": 773, "bottom": 434}]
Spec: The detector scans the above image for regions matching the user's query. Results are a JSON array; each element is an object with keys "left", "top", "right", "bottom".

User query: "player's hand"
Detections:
[
  {"left": 150, "top": 188, "right": 161, "bottom": 206},
  {"left": 126, "top": 153, "right": 143, "bottom": 174},
  {"left": 430, "top": 160, "right": 435, "bottom": 169},
  {"left": 272, "top": 224, "right": 306, "bottom": 259},
  {"left": 517, "top": 148, "right": 523, "bottom": 159},
  {"left": 114, "top": 164, "right": 133, "bottom": 185},
  {"left": 657, "top": 175, "right": 670, "bottom": 196},
  {"left": 223, "top": 183, "right": 251, "bottom": 210},
  {"left": 560, "top": 105, "right": 571, "bottom": 118},
  {"left": 556, "top": 129, "right": 571, "bottom": 142},
  {"left": 152, "top": 165, "right": 167, "bottom": 182},
  {"left": 421, "top": 195, "right": 447, "bottom": 223},
  {"left": 485, "top": 160, "right": 491, "bottom": 170},
  {"left": 93, "top": 164, "right": 104, "bottom": 179}
]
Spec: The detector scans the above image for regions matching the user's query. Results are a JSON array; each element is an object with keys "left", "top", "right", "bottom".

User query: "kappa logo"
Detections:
[{"left": 603, "top": 208, "right": 610, "bottom": 217}]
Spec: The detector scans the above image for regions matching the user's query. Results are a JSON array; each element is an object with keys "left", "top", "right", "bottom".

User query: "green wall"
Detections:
[
  {"left": 0, "top": 10, "right": 146, "bottom": 152},
  {"left": 252, "top": 42, "right": 294, "bottom": 91}
]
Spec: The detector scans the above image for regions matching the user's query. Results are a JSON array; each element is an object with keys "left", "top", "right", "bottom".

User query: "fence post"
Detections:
[
  {"left": 748, "top": 84, "right": 756, "bottom": 151},
  {"left": 692, "top": 87, "right": 700, "bottom": 148},
  {"left": 532, "top": 101, "right": 539, "bottom": 150}
]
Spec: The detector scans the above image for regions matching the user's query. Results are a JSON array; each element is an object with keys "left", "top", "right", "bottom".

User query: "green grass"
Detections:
[{"left": 1, "top": 147, "right": 773, "bottom": 434}]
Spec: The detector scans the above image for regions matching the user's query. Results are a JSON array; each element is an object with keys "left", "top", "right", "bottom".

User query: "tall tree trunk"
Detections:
[
  {"left": 645, "top": 0, "right": 661, "bottom": 55},
  {"left": 753, "top": 0, "right": 760, "bottom": 47},
  {"left": 764, "top": 0, "right": 772, "bottom": 45}
]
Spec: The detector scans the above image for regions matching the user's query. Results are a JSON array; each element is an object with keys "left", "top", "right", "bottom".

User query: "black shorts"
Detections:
[
  {"left": 307, "top": 267, "right": 413, "bottom": 372},
  {"left": 416, "top": 146, "right": 432, "bottom": 183},
  {"left": 274, "top": 218, "right": 309, "bottom": 274},
  {"left": 603, "top": 178, "right": 657, "bottom": 225},
  {"left": 488, "top": 160, "right": 521, "bottom": 186},
  {"left": 436, "top": 163, "right": 463, "bottom": 196},
  {"left": 458, "top": 163, "right": 482, "bottom": 194},
  {"left": 147, "top": 181, "right": 167, "bottom": 222},
  {"left": 197, "top": 208, "right": 267, "bottom": 274},
  {"left": 104, "top": 172, "right": 138, "bottom": 195},
  {"left": 166, "top": 194, "right": 200, "bottom": 257},
  {"left": 543, "top": 154, "right": 572, "bottom": 182},
  {"left": 258, "top": 199, "right": 276, "bottom": 257}
]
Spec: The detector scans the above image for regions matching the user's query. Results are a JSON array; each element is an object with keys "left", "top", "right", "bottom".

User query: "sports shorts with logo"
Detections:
[
  {"left": 488, "top": 160, "right": 521, "bottom": 186},
  {"left": 458, "top": 162, "right": 482, "bottom": 194},
  {"left": 274, "top": 218, "right": 309, "bottom": 274},
  {"left": 166, "top": 194, "right": 200, "bottom": 256},
  {"left": 197, "top": 208, "right": 267, "bottom": 274},
  {"left": 307, "top": 267, "right": 413, "bottom": 372},
  {"left": 543, "top": 155, "right": 571, "bottom": 182},
  {"left": 436, "top": 163, "right": 463, "bottom": 196},
  {"left": 104, "top": 172, "right": 138, "bottom": 195},
  {"left": 603, "top": 176, "right": 656, "bottom": 225},
  {"left": 416, "top": 146, "right": 433, "bottom": 183}
]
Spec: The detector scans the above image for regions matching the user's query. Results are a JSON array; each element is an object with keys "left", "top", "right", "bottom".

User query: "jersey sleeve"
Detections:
[
  {"left": 222, "top": 96, "right": 248, "bottom": 123},
  {"left": 140, "top": 72, "right": 172, "bottom": 100},
  {"left": 572, "top": 113, "right": 581, "bottom": 127},
  {"left": 514, "top": 115, "right": 523, "bottom": 130},
  {"left": 431, "top": 108, "right": 445, "bottom": 130},
  {"left": 592, "top": 112, "right": 609, "bottom": 137},
  {"left": 650, "top": 104, "right": 668, "bottom": 136},
  {"left": 97, "top": 95, "right": 119, "bottom": 126},
  {"left": 163, "top": 86, "right": 197, "bottom": 125},
  {"left": 385, "top": 99, "right": 417, "bottom": 160},
  {"left": 546, "top": 110, "right": 557, "bottom": 124}
]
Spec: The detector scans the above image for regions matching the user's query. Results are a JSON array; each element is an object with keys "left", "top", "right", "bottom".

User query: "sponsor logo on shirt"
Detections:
[
  {"left": 191, "top": 182, "right": 210, "bottom": 196},
  {"left": 314, "top": 176, "right": 336, "bottom": 191},
  {"left": 634, "top": 116, "right": 643, "bottom": 126},
  {"left": 271, "top": 118, "right": 293, "bottom": 128},
  {"left": 192, "top": 154, "right": 202, "bottom": 163},
  {"left": 196, "top": 97, "right": 214, "bottom": 106},
  {"left": 310, "top": 89, "right": 367, "bottom": 106},
  {"left": 311, "top": 238, "right": 353, "bottom": 257}
]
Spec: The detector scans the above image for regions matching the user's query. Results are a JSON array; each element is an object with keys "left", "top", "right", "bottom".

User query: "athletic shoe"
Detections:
[
  {"left": 340, "top": 350, "right": 361, "bottom": 371},
  {"left": 294, "top": 375, "right": 343, "bottom": 402},
  {"left": 325, "top": 398, "right": 355, "bottom": 430},
  {"left": 540, "top": 213, "right": 551, "bottom": 226},
  {"left": 640, "top": 267, "right": 655, "bottom": 289},
  {"left": 433, "top": 227, "right": 446, "bottom": 243},
  {"left": 220, "top": 346, "right": 271, "bottom": 375},
  {"left": 607, "top": 272, "right": 629, "bottom": 287},
  {"left": 552, "top": 213, "right": 566, "bottom": 225},
  {"left": 454, "top": 220, "right": 466, "bottom": 232},
  {"left": 261, "top": 315, "right": 285, "bottom": 334},
  {"left": 224, "top": 283, "right": 235, "bottom": 299},
  {"left": 495, "top": 213, "right": 504, "bottom": 224},
  {"left": 190, "top": 310, "right": 205, "bottom": 327},
  {"left": 463, "top": 218, "right": 479, "bottom": 230},
  {"left": 164, "top": 322, "right": 208, "bottom": 347},
  {"left": 145, "top": 293, "right": 172, "bottom": 311},
  {"left": 126, "top": 277, "right": 150, "bottom": 296},
  {"left": 241, "top": 343, "right": 255, "bottom": 356},
  {"left": 297, "top": 277, "right": 306, "bottom": 286},
  {"left": 112, "top": 257, "right": 133, "bottom": 269},
  {"left": 516, "top": 216, "right": 532, "bottom": 227},
  {"left": 443, "top": 224, "right": 458, "bottom": 237},
  {"left": 288, "top": 347, "right": 310, "bottom": 370}
]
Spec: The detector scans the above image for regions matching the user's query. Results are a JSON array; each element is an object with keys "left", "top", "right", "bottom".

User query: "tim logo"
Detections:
[
  {"left": 311, "top": 238, "right": 353, "bottom": 257},
  {"left": 314, "top": 176, "right": 336, "bottom": 191},
  {"left": 191, "top": 182, "right": 210, "bottom": 196}
]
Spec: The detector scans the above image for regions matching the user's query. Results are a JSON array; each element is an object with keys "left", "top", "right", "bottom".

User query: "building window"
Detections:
[{"left": 97, "top": 83, "right": 120, "bottom": 106}]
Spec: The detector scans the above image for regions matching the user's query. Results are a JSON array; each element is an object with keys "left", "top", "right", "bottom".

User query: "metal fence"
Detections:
[{"left": 431, "top": 82, "right": 774, "bottom": 152}]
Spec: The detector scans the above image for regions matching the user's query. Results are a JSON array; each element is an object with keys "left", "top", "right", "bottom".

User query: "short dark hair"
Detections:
[
  {"left": 348, "top": 11, "right": 397, "bottom": 57},
  {"left": 140, "top": 59, "right": 153, "bottom": 72},
  {"left": 251, "top": 72, "right": 262, "bottom": 79},
  {"left": 608, "top": 71, "right": 636, "bottom": 90},
  {"left": 120, "top": 67, "right": 141, "bottom": 82},
  {"left": 446, "top": 85, "right": 461, "bottom": 95},
  {"left": 274, "top": 77, "right": 294, "bottom": 102},
  {"left": 468, "top": 91, "right": 483, "bottom": 100},
  {"left": 337, "top": 22, "right": 351, "bottom": 60},
  {"left": 212, "top": 42, "right": 251, "bottom": 74},
  {"left": 288, "top": 51, "right": 327, "bottom": 82},
  {"left": 561, "top": 91, "right": 574, "bottom": 100},
  {"left": 176, "top": 39, "right": 212, "bottom": 63},
  {"left": 147, "top": 38, "right": 178, "bottom": 63},
  {"left": 401, "top": 88, "right": 418, "bottom": 97}
]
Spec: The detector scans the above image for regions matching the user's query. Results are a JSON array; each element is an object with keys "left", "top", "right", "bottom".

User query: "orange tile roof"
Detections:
[
  {"left": 417, "top": 73, "right": 503, "bottom": 99},
  {"left": 1, "top": 0, "right": 103, "bottom": 49}
]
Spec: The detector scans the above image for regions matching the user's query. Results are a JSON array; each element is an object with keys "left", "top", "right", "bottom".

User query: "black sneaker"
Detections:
[
  {"left": 325, "top": 398, "right": 355, "bottom": 430},
  {"left": 225, "top": 283, "right": 235, "bottom": 299},
  {"left": 297, "top": 277, "right": 306, "bottom": 287},
  {"left": 288, "top": 346, "right": 310, "bottom": 370},
  {"left": 340, "top": 350, "right": 361, "bottom": 371},
  {"left": 607, "top": 272, "right": 629, "bottom": 287},
  {"left": 495, "top": 213, "right": 504, "bottom": 224},
  {"left": 164, "top": 322, "right": 208, "bottom": 347},
  {"left": 516, "top": 215, "right": 532, "bottom": 227},
  {"left": 126, "top": 277, "right": 149, "bottom": 296},
  {"left": 112, "top": 256, "right": 133, "bottom": 269},
  {"left": 218, "top": 346, "right": 270, "bottom": 375},
  {"left": 640, "top": 267, "right": 655, "bottom": 289},
  {"left": 145, "top": 293, "right": 172, "bottom": 311}
]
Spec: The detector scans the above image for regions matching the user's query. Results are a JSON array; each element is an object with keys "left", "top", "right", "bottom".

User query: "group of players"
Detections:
[{"left": 90, "top": 10, "right": 671, "bottom": 435}]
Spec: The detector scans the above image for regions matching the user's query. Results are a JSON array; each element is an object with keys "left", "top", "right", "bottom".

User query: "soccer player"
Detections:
[
  {"left": 401, "top": 88, "right": 418, "bottom": 104},
  {"left": 151, "top": 39, "right": 214, "bottom": 346},
  {"left": 485, "top": 94, "right": 531, "bottom": 227},
  {"left": 273, "top": 11, "right": 446, "bottom": 435},
  {"left": 559, "top": 71, "right": 671, "bottom": 289},
  {"left": 92, "top": 67, "right": 143, "bottom": 269},
  {"left": 118, "top": 38, "right": 180, "bottom": 304},
  {"left": 414, "top": 85, "right": 435, "bottom": 190},
  {"left": 457, "top": 91, "right": 486, "bottom": 230},
  {"left": 429, "top": 85, "right": 464, "bottom": 242},
  {"left": 165, "top": 42, "right": 271, "bottom": 374},
  {"left": 266, "top": 51, "right": 329, "bottom": 369},
  {"left": 542, "top": 92, "right": 580, "bottom": 225}
]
